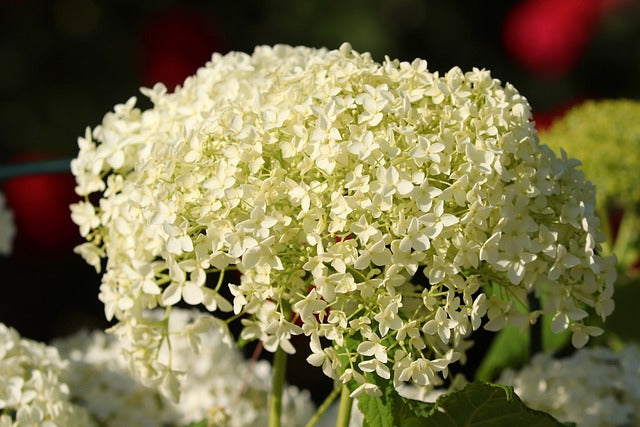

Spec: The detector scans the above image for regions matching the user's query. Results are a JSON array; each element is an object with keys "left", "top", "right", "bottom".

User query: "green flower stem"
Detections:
[
  {"left": 336, "top": 384, "right": 353, "bottom": 427},
  {"left": 304, "top": 384, "right": 341, "bottom": 427},
  {"left": 269, "top": 347, "right": 287, "bottom": 427},
  {"left": 0, "top": 158, "right": 72, "bottom": 181}
]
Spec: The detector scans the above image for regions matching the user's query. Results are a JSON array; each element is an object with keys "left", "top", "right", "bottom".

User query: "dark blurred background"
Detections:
[{"left": 1, "top": 0, "right": 639, "bottom": 402}]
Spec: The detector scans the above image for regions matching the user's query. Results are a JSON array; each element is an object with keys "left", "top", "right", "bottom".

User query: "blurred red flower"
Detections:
[
  {"left": 503, "top": 0, "right": 604, "bottom": 78},
  {"left": 2, "top": 153, "right": 80, "bottom": 255}
]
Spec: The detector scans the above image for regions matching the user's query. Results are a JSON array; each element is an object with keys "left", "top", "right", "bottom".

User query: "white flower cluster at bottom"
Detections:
[
  {"left": 0, "top": 323, "right": 95, "bottom": 427},
  {"left": 1, "top": 309, "right": 315, "bottom": 427},
  {"left": 499, "top": 346, "right": 640, "bottom": 427},
  {"left": 52, "top": 309, "right": 316, "bottom": 426}
]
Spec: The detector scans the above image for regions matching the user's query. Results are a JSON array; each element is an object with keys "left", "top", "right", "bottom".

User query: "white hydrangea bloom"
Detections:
[
  {"left": 0, "top": 192, "right": 15, "bottom": 255},
  {"left": 500, "top": 346, "right": 640, "bottom": 427},
  {"left": 71, "top": 43, "right": 616, "bottom": 398},
  {"left": 53, "top": 309, "right": 315, "bottom": 427},
  {"left": 0, "top": 323, "right": 96, "bottom": 427}
]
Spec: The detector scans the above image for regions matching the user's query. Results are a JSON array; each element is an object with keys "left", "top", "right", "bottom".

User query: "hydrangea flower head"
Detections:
[
  {"left": 500, "top": 346, "right": 640, "bottom": 427},
  {"left": 540, "top": 99, "right": 640, "bottom": 209},
  {"left": 71, "top": 43, "right": 616, "bottom": 398},
  {"left": 0, "top": 323, "right": 96, "bottom": 427}
]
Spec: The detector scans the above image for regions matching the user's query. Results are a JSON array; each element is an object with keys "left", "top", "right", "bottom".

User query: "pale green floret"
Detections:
[
  {"left": 71, "top": 43, "right": 616, "bottom": 400},
  {"left": 540, "top": 99, "right": 640, "bottom": 209}
]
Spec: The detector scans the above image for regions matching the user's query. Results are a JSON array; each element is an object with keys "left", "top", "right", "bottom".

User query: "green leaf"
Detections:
[
  {"left": 352, "top": 379, "right": 563, "bottom": 427},
  {"left": 350, "top": 374, "right": 434, "bottom": 427},
  {"left": 183, "top": 420, "right": 207, "bottom": 427},
  {"left": 357, "top": 391, "right": 395, "bottom": 427},
  {"left": 423, "top": 382, "right": 564, "bottom": 426},
  {"left": 402, "top": 392, "right": 435, "bottom": 419}
]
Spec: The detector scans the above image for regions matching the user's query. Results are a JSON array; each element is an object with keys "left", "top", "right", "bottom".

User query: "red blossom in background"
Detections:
[
  {"left": 2, "top": 153, "right": 80, "bottom": 255},
  {"left": 503, "top": 0, "right": 605, "bottom": 78},
  {"left": 140, "top": 7, "right": 226, "bottom": 91}
]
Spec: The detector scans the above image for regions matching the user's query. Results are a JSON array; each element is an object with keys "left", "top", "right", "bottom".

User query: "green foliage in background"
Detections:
[{"left": 540, "top": 100, "right": 640, "bottom": 210}]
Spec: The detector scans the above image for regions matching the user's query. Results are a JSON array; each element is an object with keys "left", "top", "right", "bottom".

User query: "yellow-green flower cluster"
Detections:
[
  {"left": 71, "top": 44, "right": 616, "bottom": 399},
  {"left": 540, "top": 100, "right": 640, "bottom": 209}
]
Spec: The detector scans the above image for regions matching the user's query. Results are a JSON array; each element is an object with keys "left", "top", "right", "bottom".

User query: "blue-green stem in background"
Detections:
[{"left": 0, "top": 159, "right": 72, "bottom": 181}]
